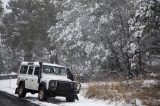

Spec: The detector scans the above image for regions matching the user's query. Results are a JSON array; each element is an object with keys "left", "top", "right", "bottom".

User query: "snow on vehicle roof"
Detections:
[{"left": 21, "top": 61, "right": 65, "bottom": 68}]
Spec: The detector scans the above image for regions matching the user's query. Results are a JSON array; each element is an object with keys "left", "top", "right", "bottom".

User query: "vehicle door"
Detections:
[
  {"left": 31, "top": 67, "right": 39, "bottom": 90},
  {"left": 25, "top": 66, "right": 34, "bottom": 89},
  {"left": 18, "top": 65, "right": 28, "bottom": 86}
]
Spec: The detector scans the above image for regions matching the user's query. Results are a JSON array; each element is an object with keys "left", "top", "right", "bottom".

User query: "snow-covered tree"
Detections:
[
  {"left": 49, "top": 0, "right": 134, "bottom": 77},
  {"left": 130, "top": 0, "right": 160, "bottom": 66},
  {"left": 0, "top": 0, "right": 4, "bottom": 73},
  {"left": 2, "top": 0, "right": 57, "bottom": 62},
  {"left": 1, "top": 0, "right": 58, "bottom": 73}
]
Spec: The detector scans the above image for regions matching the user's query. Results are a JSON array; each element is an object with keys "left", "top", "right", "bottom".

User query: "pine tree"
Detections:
[
  {"left": 130, "top": 0, "right": 160, "bottom": 67},
  {"left": 2, "top": 0, "right": 57, "bottom": 61}
]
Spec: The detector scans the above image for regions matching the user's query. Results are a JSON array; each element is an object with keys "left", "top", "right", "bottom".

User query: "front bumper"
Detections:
[{"left": 48, "top": 81, "right": 81, "bottom": 97}]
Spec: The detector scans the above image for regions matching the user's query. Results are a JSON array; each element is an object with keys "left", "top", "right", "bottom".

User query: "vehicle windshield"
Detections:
[{"left": 42, "top": 65, "right": 66, "bottom": 75}]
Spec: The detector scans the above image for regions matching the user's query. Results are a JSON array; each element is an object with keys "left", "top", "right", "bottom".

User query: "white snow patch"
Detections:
[
  {"left": 129, "top": 43, "right": 139, "bottom": 54},
  {"left": 1, "top": 0, "right": 11, "bottom": 13},
  {"left": 0, "top": 72, "right": 17, "bottom": 76},
  {"left": 100, "top": 15, "right": 109, "bottom": 24},
  {"left": 85, "top": 42, "right": 94, "bottom": 54},
  {"left": 134, "top": 99, "right": 143, "bottom": 106},
  {"left": 0, "top": 79, "right": 17, "bottom": 94},
  {"left": 143, "top": 80, "right": 157, "bottom": 87},
  {"left": 10, "top": 72, "right": 17, "bottom": 75},
  {"left": 149, "top": 73, "right": 158, "bottom": 77}
]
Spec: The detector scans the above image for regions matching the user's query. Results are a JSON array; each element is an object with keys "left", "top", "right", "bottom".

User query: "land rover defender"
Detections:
[{"left": 15, "top": 62, "right": 81, "bottom": 102}]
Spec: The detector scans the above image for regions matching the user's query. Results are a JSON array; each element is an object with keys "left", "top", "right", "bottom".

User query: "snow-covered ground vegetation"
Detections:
[
  {"left": 0, "top": 77, "right": 159, "bottom": 106},
  {"left": 85, "top": 78, "right": 160, "bottom": 106}
]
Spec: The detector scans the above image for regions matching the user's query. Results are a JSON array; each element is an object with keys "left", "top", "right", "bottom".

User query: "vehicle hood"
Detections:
[{"left": 42, "top": 74, "right": 72, "bottom": 82}]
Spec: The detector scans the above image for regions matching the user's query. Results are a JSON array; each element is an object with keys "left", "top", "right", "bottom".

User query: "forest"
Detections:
[{"left": 0, "top": 0, "right": 160, "bottom": 81}]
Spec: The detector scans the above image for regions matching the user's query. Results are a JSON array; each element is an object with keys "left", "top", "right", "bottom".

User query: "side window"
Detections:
[
  {"left": 43, "top": 66, "right": 54, "bottom": 74},
  {"left": 34, "top": 67, "right": 40, "bottom": 76},
  {"left": 20, "top": 66, "right": 28, "bottom": 74},
  {"left": 28, "top": 66, "right": 34, "bottom": 75}
]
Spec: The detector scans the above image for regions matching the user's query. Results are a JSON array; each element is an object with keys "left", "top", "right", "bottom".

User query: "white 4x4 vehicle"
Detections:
[{"left": 15, "top": 62, "right": 81, "bottom": 102}]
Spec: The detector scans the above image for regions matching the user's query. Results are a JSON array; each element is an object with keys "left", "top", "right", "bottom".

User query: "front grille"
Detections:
[
  {"left": 56, "top": 81, "right": 73, "bottom": 92},
  {"left": 50, "top": 81, "right": 78, "bottom": 96}
]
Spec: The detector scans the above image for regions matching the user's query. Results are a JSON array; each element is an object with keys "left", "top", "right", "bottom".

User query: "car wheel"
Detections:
[
  {"left": 38, "top": 86, "right": 47, "bottom": 101},
  {"left": 66, "top": 96, "right": 75, "bottom": 102},
  {"left": 18, "top": 84, "right": 26, "bottom": 98}
]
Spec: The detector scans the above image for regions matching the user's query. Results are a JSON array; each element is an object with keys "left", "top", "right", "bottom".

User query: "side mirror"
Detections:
[{"left": 66, "top": 68, "right": 74, "bottom": 81}]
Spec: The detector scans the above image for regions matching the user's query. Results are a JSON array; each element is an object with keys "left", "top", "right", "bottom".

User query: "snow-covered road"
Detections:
[{"left": 0, "top": 79, "right": 129, "bottom": 106}]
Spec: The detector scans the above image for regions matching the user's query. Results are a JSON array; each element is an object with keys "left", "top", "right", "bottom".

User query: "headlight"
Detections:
[
  {"left": 49, "top": 80, "right": 57, "bottom": 91},
  {"left": 73, "top": 83, "right": 81, "bottom": 90},
  {"left": 50, "top": 81, "right": 57, "bottom": 86},
  {"left": 73, "top": 83, "right": 77, "bottom": 89},
  {"left": 77, "top": 83, "right": 81, "bottom": 90}
]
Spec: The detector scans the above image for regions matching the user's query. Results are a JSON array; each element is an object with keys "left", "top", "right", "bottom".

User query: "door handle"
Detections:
[
  {"left": 26, "top": 79, "right": 28, "bottom": 80},
  {"left": 32, "top": 80, "right": 34, "bottom": 81}
]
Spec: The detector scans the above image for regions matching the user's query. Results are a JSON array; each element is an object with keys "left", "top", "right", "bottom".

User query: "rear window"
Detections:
[{"left": 20, "top": 66, "right": 28, "bottom": 74}]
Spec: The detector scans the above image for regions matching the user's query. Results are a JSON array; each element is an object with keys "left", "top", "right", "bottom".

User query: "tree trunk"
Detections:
[
  {"left": 24, "top": 51, "right": 33, "bottom": 61},
  {"left": 50, "top": 54, "right": 59, "bottom": 64}
]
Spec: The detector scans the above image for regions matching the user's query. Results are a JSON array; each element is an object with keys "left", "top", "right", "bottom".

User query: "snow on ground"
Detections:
[
  {"left": 0, "top": 79, "right": 130, "bottom": 106},
  {"left": 142, "top": 79, "right": 157, "bottom": 87},
  {"left": 0, "top": 72, "right": 17, "bottom": 76}
]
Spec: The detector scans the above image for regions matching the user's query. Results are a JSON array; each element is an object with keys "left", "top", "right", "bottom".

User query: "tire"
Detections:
[
  {"left": 66, "top": 96, "right": 75, "bottom": 102},
  {"left": 18, "top": 83, "right": 26, "bottom": 98},
  {"left": 38, "top": 86, "right": 48, "bottom": 101}
]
